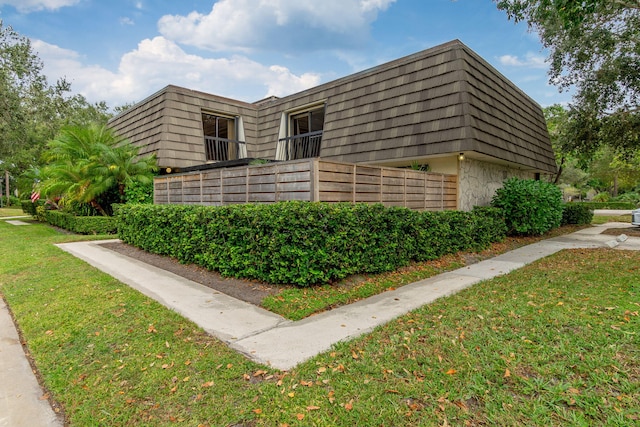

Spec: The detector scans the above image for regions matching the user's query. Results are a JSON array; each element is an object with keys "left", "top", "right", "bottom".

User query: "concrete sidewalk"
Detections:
[
  {"left": 1, "top": 222, "right": 638, "bottom": 426},
  {"left": 55, "top": 222, "right": 639, "bottom": 370},
  {"left": 0, "top": 299, "right": 63, "bottom": 427}
]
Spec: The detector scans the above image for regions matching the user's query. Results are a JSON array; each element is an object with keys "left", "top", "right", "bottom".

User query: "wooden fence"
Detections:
[{"left": 154, "top": 159, "right": 458, "bottom": 211}]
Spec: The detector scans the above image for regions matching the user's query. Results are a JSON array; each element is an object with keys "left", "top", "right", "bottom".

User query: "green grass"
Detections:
[
  {"left": 1, "top": 220, "right": 639, "bottom": 426},
  {"left": 592, "top": 214, "right": 632, "bottom": 225},
  {"left": 0, "top": 206, "right": 25, "bottom": 217}
]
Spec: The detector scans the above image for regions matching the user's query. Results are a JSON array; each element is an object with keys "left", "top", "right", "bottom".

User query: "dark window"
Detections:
[
  {"left": 281, "top": 106, "right": 324, "bottom": 160},
  {"left": 291, "top": 107, "right": 324, "bottom": 136},
  {"left": 202, "top": 113, "right": 237, "bottom": 161}
]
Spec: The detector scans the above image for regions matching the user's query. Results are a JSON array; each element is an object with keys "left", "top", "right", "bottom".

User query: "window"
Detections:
[
  {"left": 202, "top": 113, "right": 245, "bottom": 161},
  {"left": 291, "top": 107, "right": 324, "bottom": 136},
  {"left": 277, "top": 105, "right": 325, "bottom": 160}
]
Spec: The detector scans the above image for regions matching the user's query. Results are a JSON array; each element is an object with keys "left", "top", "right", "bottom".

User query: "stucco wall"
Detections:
[{"left": 458, "top": 158, "right": 533, "bottom": 211}]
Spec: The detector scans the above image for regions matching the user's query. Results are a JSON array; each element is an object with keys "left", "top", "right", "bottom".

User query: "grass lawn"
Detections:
[
  {"left": 0, "top": 206, "right": 24, "bottom": 217},
  {"left": 1, "top": 217, "right": 639, "bottom": 426},
  {"left": 592, "top": 214, "right": 632, "bottom": 225}
]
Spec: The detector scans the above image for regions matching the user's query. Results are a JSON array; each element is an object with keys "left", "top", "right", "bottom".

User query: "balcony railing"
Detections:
[
  {"left": 277, "top": 130, "right": 323, "bottom": 160},
  {"left": 205, "top": 137, "right": 247, "bottom": 161}
]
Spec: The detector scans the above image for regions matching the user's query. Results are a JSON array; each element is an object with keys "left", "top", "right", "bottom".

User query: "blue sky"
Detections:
[{"left": 0, "top": 0, "right": 571, "bottom": 109}]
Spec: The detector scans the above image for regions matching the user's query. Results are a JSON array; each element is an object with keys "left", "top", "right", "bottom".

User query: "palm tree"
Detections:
[{"left": 38, "top": 124, "right": 157, "bottom": 215}]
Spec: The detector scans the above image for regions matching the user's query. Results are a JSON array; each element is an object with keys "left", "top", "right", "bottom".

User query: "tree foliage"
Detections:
[
  {"left": 0, "top": 21, "right": 111, "bottom": 176},
  {"left": 496, "top": 1, "right": 640, "bottom": 154},
  {"left": 38, "top": 124, "right": 157, "bottom": 215}
]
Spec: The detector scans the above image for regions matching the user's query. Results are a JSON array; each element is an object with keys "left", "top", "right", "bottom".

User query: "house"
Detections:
[{"left": 108, "top": 40, "right": 556, "bottom": 211}]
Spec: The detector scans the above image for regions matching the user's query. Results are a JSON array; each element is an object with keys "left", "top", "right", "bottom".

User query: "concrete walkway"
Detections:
[
  {"left": 1, "top": 222, "right": 638, "bottom": 426},
  {"left": 0, "top": 299, "right": 63, "bottom": 427},
  {"left": 55, "top": 222, "right": 639, "bottom": 370},
  {"left": 0, "top": 215, "right": 31, "bottom": 226}
]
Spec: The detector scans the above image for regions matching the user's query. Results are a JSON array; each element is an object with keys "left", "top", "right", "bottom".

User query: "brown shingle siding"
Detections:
[{"left": 109, "top": 40, "right": 555, "bottom": 174}]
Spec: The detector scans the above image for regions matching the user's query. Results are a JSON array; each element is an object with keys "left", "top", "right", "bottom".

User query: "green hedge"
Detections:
[
  {"left": 571, "top": 202, "right": 636, "bottom": 210},
  {"left": 21, "top": 200, "right": 42, "bottom": 216},
  {"left": 491, "top": 178, "right": 563, "bottom": 236},
  {"left": 1, "top": 195, "right": 19, "bottom": 206},
  {"left": 561, "top": 203, "right": 594, "bottom": 225},
  {"left": 116, "top": 202, "right": 506, "bottom": 286},
  {"left": 36, "top": 207, "right": 117, "bottom": 235}
]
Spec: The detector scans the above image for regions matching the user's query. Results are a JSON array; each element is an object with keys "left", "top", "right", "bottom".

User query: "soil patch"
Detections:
[
  {"left": 99, "top": 241, "right": 288, "bottom": 305},
  {"left": 601, "top": 226, "right": 640, "bottom": 238}
]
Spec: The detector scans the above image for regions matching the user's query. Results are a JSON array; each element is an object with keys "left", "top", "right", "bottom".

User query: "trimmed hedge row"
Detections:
[
  {"left": 36, "top": 207, "right": 117, "bottom": 235},
  {"left": 561, "top": 203, "right": 594, "bottom": 225},
  {"left": 116, "top": 202, "right": 506, "bottom": 286},
  {"left": 571, "top": 202, "right": 636, "bottom": 210}
]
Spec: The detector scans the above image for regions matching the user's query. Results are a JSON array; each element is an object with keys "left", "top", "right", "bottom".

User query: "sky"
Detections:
[{"left": 0, "top": 0, "right": 572, "bottom": 110}]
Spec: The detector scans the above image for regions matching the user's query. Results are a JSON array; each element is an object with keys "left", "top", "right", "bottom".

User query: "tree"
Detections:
[
  {"left": 0, "top": 21, "right": 112, "bottom": 178},
  {"left": 496, "top": 1, "right": 640, "bottom": 154},
  {"left": 587, "top": 145, "right": 640, "bottom": 197},
  {"left": 38, "top": 124, "right": 157, "bottom": 215}
]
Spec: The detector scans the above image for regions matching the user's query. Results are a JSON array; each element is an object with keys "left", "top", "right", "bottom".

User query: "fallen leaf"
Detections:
[
  {"left": 445, "top": 369, "right": 457, "bottom": 375},
  {"left": 288, "top": 392, "right": 295, "bottom": 398},
  {"left": 345, "top": 401, "right": 353, "bottom": 411},
  {"left": 201, "top": 381, "right": 214, "bottom": 387},
  {"left": 296, "top": 413, "right": 305, "bottom": 420},
  {"left": 307, "top": 405, "right": 320, "bottom": 411},
  {"left": 504, "top": 368, "right": 511, "bottom": 378},
  {"left": 454, "top": 400, "right": 468, "bottom": 411},
  {"left": 253, "top": 408, "right": 262, "bottom": 415}
]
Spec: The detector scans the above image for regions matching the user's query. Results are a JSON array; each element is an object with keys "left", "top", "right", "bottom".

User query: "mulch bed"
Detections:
[
  {"left": 601, "top": 226, "right": 640, "bottom": 238},
  {"left": 99, "top": 241, "right": 287, "bottom": 306}
]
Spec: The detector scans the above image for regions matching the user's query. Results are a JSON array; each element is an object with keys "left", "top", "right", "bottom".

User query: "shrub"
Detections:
[
  {"left": 470, "top": 206, "right": 508, "bottom": 249},
  {"left": 491, "top": 178, "right": 563, "bottom": 236},
  {"left": 124, "top": 180, "right": 154, "bottom": 204},
  {"left": 117, "top": 202, "right": 507, "bottom": 286},
  {"left": 37, "top": 209, "right": 117, "bottom": 234},
  {"left": 575, "top": 202, "right": 636, "bottom": 210},
  {"left": 1, "top": 195, "right": 20, "bottom": 206},
  {"left": 613, "top": 192, "right": 640, "bottom": 204},
  {"left": 592, "top": 192, "right": 611, "bottom": 202},
  {"left": 562, "top": 203, "right": 594, "bottom": 225},
  {"left": 21, "top": 200, "right": 43, "bottom": 216}
]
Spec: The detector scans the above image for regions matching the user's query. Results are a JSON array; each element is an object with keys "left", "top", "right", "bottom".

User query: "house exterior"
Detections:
[{"left": 108, "top": 39, "right": 556, "bottom": 211}]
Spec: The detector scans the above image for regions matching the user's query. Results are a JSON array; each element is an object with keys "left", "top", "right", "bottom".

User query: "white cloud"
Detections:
[
  {"left": 498, "top": 52, "right": 547, "bottom": 69},
  {"left": 157, "top": 0, "right": 396, "bottom": 52},
  {"left": 32, "top": 37, "right": 321, "bottom": 108},
  {"left": 0, "top": 0, "right": 79, "bottom": 12},
  {"left": 119, "top": 17, "right": 135, "bottom": 26}
]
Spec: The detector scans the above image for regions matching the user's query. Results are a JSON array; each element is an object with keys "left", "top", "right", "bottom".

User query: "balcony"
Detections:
[
  {"left": 277, "top": 130, "right": 323, "bottom": 160},
  {"left": 205, "top": 136, "right": 247, "bottom": 161}
]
